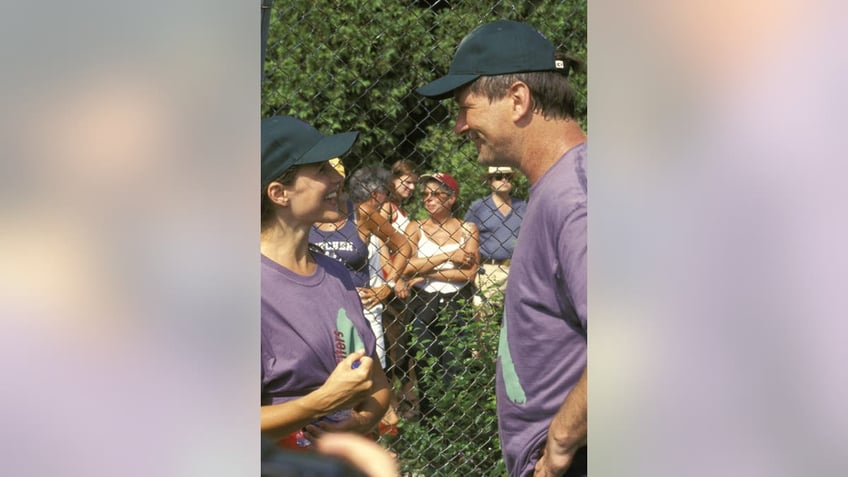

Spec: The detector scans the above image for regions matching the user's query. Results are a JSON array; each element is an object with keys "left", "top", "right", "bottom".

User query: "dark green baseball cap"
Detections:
[
  {"left": 416, "top": 20, "right": 564, "bottom": 100},
  {"left": 261, "top": 116, "right": 359, "bottom": 189}
]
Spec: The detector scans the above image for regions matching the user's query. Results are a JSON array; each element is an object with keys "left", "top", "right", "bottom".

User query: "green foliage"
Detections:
[
  {"left": 388, "top": 297, "right": 506, "bottom": 476},
  {"left": 262, "top": 0, "right": 587, "bottom": 175}
]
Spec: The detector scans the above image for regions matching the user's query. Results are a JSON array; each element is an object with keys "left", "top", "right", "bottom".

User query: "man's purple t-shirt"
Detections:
[
  {"left": 261, "top": 252, "right": 376, "bottom": 406},
  {"left": 496, "top": 143, "right": 587, "bottom": 477}
]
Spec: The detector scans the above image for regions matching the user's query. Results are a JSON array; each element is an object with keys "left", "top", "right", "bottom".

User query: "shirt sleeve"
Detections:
[{"left": 556, "top": 202, "right": 587, "bottom": 331}]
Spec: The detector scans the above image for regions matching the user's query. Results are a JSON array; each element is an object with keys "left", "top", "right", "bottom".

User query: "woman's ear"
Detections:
[
  {"left": 446, "top": 193, "right": 458, "bottom": 209},
  {"left": 266, "top": 182, "right": 289, "bottom": 207}
]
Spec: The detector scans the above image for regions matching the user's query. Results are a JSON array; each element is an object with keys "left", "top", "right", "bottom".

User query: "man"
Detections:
[
  {"left": 416, "top": 20, "right": 587, "bottom": 477},
  {"left": 464, "top": 166, "right": 527, "bottom": 307}
]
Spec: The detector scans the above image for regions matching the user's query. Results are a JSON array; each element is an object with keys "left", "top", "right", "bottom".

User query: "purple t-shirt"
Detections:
[
  {"left": 496, "top": 143, "right": 587, "bottom": 477},
  {"left": 261, "top": 252, "right": 376, "bottom": 406}
]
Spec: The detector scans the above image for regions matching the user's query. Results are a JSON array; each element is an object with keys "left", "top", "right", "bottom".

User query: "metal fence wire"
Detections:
[{"left": 262, "top": 1, "right": 586, "bottom": 475}]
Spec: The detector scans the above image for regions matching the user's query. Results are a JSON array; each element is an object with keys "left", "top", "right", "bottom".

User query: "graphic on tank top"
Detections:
[{"left": 310, "top": 201, "right": 370, "bottom": 287}]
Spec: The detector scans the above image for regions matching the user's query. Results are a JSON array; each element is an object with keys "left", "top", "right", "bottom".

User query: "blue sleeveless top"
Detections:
[{"left": 309, "top": 201, "right": 370, "bottom": 288}]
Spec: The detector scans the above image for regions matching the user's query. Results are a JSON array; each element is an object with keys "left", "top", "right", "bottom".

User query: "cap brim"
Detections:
[
  {"left": 299, "top": 131, "right": 359, "bottom": 166},
  {"left": 416, "top": 74, "right": 480, "bottom": 100}
]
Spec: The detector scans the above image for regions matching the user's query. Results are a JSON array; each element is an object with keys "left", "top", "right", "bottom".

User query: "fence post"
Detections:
[{"left": 260, "top": 0, "right": 272, "bottom": 82}]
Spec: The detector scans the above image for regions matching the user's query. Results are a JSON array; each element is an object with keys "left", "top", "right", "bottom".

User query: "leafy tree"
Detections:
[{"left": 262, "top": 0, "right": 586, "bottom": 179}]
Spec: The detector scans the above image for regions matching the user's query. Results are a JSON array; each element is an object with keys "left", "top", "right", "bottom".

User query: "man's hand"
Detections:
[
  {"left": 534, "top": 367, "right": 587, "bottom": 476},
  {"left": 534, "top": 441, "right": 577, "bottom": 477}
]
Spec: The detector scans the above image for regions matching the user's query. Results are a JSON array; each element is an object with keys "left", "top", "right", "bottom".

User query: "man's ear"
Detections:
[
  {"left": 508, "top": 80, "right": 533, "bottom": 120},
  {"left": 266, "top": 182, "right": 289, "bottom": 207}
]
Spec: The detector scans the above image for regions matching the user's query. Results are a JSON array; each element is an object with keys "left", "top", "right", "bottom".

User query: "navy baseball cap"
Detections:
[
  {"left": 261, "top": 116, "right": 359, "bottom": 189},
  {"left": 416, "top": 20, "right": 565, "bottom": 100}
]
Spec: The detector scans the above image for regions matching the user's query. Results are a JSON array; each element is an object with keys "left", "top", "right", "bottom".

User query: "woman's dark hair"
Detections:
[{"left": 260, "top": 165, "right": 300, "bottom": 229}]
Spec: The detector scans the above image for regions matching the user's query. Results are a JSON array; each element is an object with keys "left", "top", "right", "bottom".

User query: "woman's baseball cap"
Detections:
[
  {"left": 261, "top": 116, "right": 358, "bottom": 189},
  {"left": 416, "top": 20, "right": 564, "bottom": 100},
  {"left": 419, "top": 172, "right": 460, "bottom": 195}
]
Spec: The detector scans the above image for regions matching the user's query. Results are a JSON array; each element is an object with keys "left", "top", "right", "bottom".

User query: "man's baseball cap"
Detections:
[
  {"left": 416, "top": 20, "right": 564, "bottom": 100},
  {"left": 262, "top": 116, "right": 358, "bottom": 189},
  {"left": 419, "top": 172, "right": 460, "bottom": 195}
]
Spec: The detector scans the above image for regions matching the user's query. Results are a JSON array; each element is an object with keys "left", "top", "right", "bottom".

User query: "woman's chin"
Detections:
[{"left": 316, "top": 208, "right": 343, "bottom": 223}]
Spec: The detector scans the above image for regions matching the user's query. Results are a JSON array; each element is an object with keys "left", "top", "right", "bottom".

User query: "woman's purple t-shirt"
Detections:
[{"left": 261, "top": 252, "right": 375, "bottom": 406}]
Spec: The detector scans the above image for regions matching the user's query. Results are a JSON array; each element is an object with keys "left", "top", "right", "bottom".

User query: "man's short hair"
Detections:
[{"left": 467, "top": 52, "right": 584, "bottom": 120}]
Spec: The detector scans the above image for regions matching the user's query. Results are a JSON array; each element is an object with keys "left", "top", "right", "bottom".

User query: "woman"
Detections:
[
  {"left": 402, "top": 172, "right": 479, "bottom": 418},
  {"left": 310, "top": 164, "right": 410, "bottom": 435},
  {"left": 383, "top": 159, "right": 419, "bottom": 234},
  {"left": 309, "top": 164, "right": 412, "bottom": 368},
  {"left": 260, "top": 115, "right": 390, "bottom": 446},
  {"left": 379, "top": 160, "right": 419, "bottom": 405}
]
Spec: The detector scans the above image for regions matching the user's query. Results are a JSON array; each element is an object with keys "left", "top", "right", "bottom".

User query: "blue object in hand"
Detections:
[{"left": 351, "top": 360, "right": 361, "bottom": 369}]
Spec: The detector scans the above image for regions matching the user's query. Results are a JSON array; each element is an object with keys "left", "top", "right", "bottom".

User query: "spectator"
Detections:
[
  {"left": 260, "top": 116, "right": 390, "bottom": 447},
  {"left": 383, "top": 159, "right": 419, "bottom": 234},
  {"left": 417, "top": 20, "right": 588, "bottom": 477},
  {"left": 310, "top": 164, "right": 411, "bottom": 435},
  {"left": 380, "top": 159, "right": 420, "bottom": 413},
  {"left": 401, "top": 172, "right": 479, "bottom": 418},
  {"left": 309, "top": 164, "right": 412, "bottom": 367},
  {"left": 464, "top": 166, "right": 527, "bottom": 307}
]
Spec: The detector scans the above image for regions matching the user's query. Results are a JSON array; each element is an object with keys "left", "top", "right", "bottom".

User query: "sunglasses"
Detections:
[
  {"left": 490, "top": 173, "right": 514, "bottom": 181},
  {"left": 421, "top": 190, "right": 450, "bottom": 199}
]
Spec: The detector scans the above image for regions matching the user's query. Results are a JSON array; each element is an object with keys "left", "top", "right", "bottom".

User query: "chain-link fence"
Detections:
[{"left": 262, "top": 2, "right": 585, "bottom": 475}]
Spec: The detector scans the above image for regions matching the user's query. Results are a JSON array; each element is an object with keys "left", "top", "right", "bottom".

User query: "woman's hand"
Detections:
[
  {"left": 448, "top": 248, "right": 475, "bottom": 267},
  {"left": 357, "top": 285, "right": 392, "bottom": 309},
  {"left": 315, "top": 350, "right": 374, "bottom": 412},
  {"left": 303, "top": 408, "right": 374, "bottom": 441},
  {"left": 392, "top": 277, "right": 410, "bottom": 300}
]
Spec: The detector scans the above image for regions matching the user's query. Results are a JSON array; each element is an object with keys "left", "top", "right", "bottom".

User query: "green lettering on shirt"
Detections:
[
  {"left": 498, "top": 309, "right": 526, "bottom": 404},
  {"left": 337, "top": 308, "right": 366, "bottom": 355}
]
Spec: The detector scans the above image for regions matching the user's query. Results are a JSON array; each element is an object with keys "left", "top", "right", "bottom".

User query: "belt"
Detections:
[{"left": 481, "top": 258, "right": 510, "bottom": 266}]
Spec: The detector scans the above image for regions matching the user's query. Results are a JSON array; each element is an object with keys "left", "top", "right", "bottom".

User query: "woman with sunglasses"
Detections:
[
  {"left": 401, "top": 172, "right": 479, "bottom": 419},
  {"left": 260, "top": 116, "right": 390, "bottom": 448}
]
